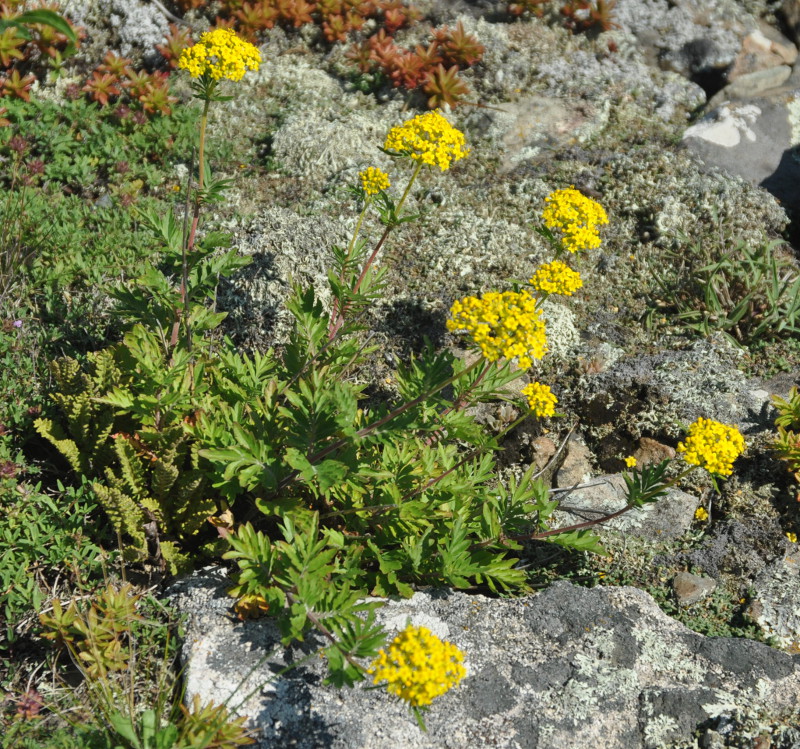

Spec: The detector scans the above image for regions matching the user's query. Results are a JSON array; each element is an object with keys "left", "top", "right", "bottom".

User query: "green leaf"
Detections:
[
  {"left": 8, "top": 10, "right": 77, "bottom": 42},
  {"left": 108, "top": 712, "right": 141, "bottom": 748}
]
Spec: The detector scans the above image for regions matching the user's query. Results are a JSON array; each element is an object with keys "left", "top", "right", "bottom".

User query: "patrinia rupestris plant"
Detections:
[
  {"left": 30, "top": 31, "right": 741, "bottom": 723},
  {"left": 35, "top": 29, "right": 258, "bottom": 573}
]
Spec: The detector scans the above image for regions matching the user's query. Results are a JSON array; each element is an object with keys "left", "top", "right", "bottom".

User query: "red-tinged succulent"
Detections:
[
  {"left": 387, "top": 49, "right": 426, "bottom": 89},
  {"left": 82, "top": 71, "right": 121, "bottom": 106},
  {"left": 2, "top": 68, "right": 35, "bottom": 100},
  {"left": 124, "top": 68, "right": 156, "bottom": 99},
  {"left": 378, "top": 1, "right": 421, "bottom": 34},
  {"left": 212, "top": 15, "right": 238, "bottom": 29},
  {"left": 174, "top": 0, "right": 207, "bottom": 10},
  {"left": 561, "top": 0, "right": 619, "bottom": 32},
  {"left": 278, "top": 0, "right": 315, "bottom": 27},
  {"left": 346, "top": 9, "right": 366, "bottom": 30},
  {"left": 345, "top": 40, "right": 374, "bottom": 72},
  {"left": 508, "top": 0, "right": 546, "bottom": 16},
  {"left": 433, "top": 21, "right": 484, "bottom": 68},
  {"left": 0, "top": 105, "right": 9, "bottom": 126},
  {"left": 588, "top": 0, "right": 619, "bottom": 31},
  {"left": 413, "top": 41, "right": 442, "bottom": 69},
  {"left": 317, "top": 0, "right": 343, "bottom": 15},
  {"left": 98, "top": 51, "right": 132, "bottom": 78},
  {"left": 0, "top": 25, "right": 26, "bottom": 68},
  {"left": 423, "top": 63, "right": 469, "bottom": 108},
  {"left": 322, "top": 14, "right": 350, "bottom": 43},
  {"left": 32, "top": 23, "right": 71, "bottom": 59},
  {"left": 138, "top": 73, "right": 177, "bottom": 115},
  {"left": 235, "top": 1, "right": 280, "bottom": 39},
  {"left": 155, "top": 23, "right": 193, "bottom": 68}
]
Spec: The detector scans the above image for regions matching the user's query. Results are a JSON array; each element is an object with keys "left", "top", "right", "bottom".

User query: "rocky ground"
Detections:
[{"left": 14, "top": 0, "right": 800, "bottom": 745}]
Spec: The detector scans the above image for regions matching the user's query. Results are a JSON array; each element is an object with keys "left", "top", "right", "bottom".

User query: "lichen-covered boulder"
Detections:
[{"left": 167, "top": 569, "right": 800, "bottom": 748}]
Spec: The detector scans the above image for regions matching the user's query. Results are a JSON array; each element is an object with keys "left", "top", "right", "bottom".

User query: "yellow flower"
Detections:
[
  {"left": 529, "top": 260, "right": 583, "bottom": 296},
  {"left": 542, "top": 187, "right": 608, "bottom": 253},
  {"left": 677, "top": 417, "right": 746, "bottom": 477},
  {"left": 624, "top": 456, "right": 637, "bottom": 468},
  {"left": 368, "top": 625, "right": 466, "bottom": 708},
  {"left": 787, "top": 532, "right": 797, "bottom": 543},
  {"left": 695, "top": 507, "right": 709, "bottom": 521},
  {"left": 178, "top": 28, "right": 261, "bottom": 82},
  {"left": 384, "top": 110, "right": 469, "bottom": 171},
  {"left": 522, "top": 382, "right": 557, "bottom": 418},
  {"left": 446, "top": 289, "right": 548, "bottom": 369},
  {"left": 359, "top": 166, "right": 390, "bottom": 195}
]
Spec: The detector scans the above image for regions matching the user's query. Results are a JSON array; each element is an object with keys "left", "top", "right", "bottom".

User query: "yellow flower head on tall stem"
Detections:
[
  {"left": 529, "top": 260, "right": 583, "bottom": 296},
  {"left": 677, "top": 417, "right": 745, "bottom": 477},
  {"left": 542, "top": 187, "right": 608, "bottom": 253},
  {"left": 522, "top": 382, "right": 557, "bottom": 418},
  {"left": 359, "top": 166, "right": 390, "bottom": 195},
  {"left": 446, "top": 289, "right": 548, "bottom": 369},
  {"left": 368, "top": 626, "right": 466, "bottom": 708},
  {"left": 178, "top": 28, "right": 261, "bottom": 82},
  {"left": 384, "top": 110, "right": 469, "bottom": 171}
]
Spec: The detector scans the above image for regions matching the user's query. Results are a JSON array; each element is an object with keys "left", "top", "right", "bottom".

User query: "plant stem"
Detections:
[
  {"left": 328, "top": 161, "right": 423, "bottom": 340},
  {"left": 329, "top": 202, "right": 370, "bottom": 337}
]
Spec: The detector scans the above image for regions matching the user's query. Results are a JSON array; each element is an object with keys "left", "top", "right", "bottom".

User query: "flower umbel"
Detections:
[
  {"left": 368, "top": 626, "right": 466, "bottom": 708},
  {"left": 359, "top": 166, "right": 390, "bottom": 195},
  {"left": 529, "top": 260, "right": 583, "bottom": 296},
  {"left": 542, "top": 187, "right": 608, "bottom": 254},
  {"left": 677, "top": 417, "right": 746, "bottom": 477},
  {"left": 522, "top": 382, "right": 557, "bottom": 418},
  {"left": 384, "top": 110, "right": 469, "bottom": 171},
  {"left": 178, "top": 28, "right": 261, "bottom": 82},
  {"left": 446, "top": 289, "right": 548, "bottom": 369}
]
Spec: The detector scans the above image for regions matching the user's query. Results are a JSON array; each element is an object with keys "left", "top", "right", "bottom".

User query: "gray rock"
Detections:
[
  {"left": 673, "top": 571, "right": 717, "bottom": 607},
  {"left": 572, "top": 337, "right": 775, "bottom": 443},
  {"left": 613, "top": 0, "right": 758, "bottom": 78},
  {"left": 553, "top": 473, "right": 698, "bottom": 541},
  {"left": 712, "top": 65, "right": 793, "bottom": 102},
  {"left": 727, "top": 25, "right": 797, "bottom": 82},
  {"left": 747, "top": 546, "right": 800, "bottom": 647},
  {"left": 680, "top": 518, "right": 786, "bottom": 580},
  {"left": 682, "top": 58, "right": 800, "bottom": 210},
  {"left": 167, "top": 570, "right": 800, "bottom": 748}
]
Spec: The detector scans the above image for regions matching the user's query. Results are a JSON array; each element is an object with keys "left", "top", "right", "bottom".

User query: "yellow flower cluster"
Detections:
[
  {"left": 384, "top": 110, "right": 469, "bottom": 171},
  {"left": 359, "top": 166, "right": 390, "bottom": 195},
  {"left": 624, "top": 456, "right": 637, "bottom": 468},
  {"left": 368, "top": 626, "right": 466, "bottom": 708},
  {"left": 529, "top": 260, "right": 583, "bottom": 296},
  {"left": 521, "top": 382, "right": 557, "bottom": 418},
  {"left": 542, "top": 187, "right": 608, "bottom": 253},
  {"left": 677, "top": 417, "right": 746, "bottom": 477},
  {"left": 178, "top": 29, "right": 261, "bottom": 82},
  {"left": 695, "top": 507, "right": 709, "bottom": 521},
  {"left": 447, "top": 290, "right": 548, "bottom": 369}
]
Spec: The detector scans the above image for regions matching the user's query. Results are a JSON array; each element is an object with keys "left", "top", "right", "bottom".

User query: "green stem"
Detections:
[
  {"left": 395, "top": 160, "right": 422, "bottom": 215},
  {"left": 329, "top": 202, "right": 370, "bottom": 337},
  {"left": 197, "top": 96, "right": 210, "bottom": 193},
  {"left": 328, "top": 162, "right": 423, "bottom": 339}
]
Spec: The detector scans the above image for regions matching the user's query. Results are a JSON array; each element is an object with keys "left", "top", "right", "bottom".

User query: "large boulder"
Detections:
[{"left": 167, "top": 569, "right": 800, "bottom": 748}]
